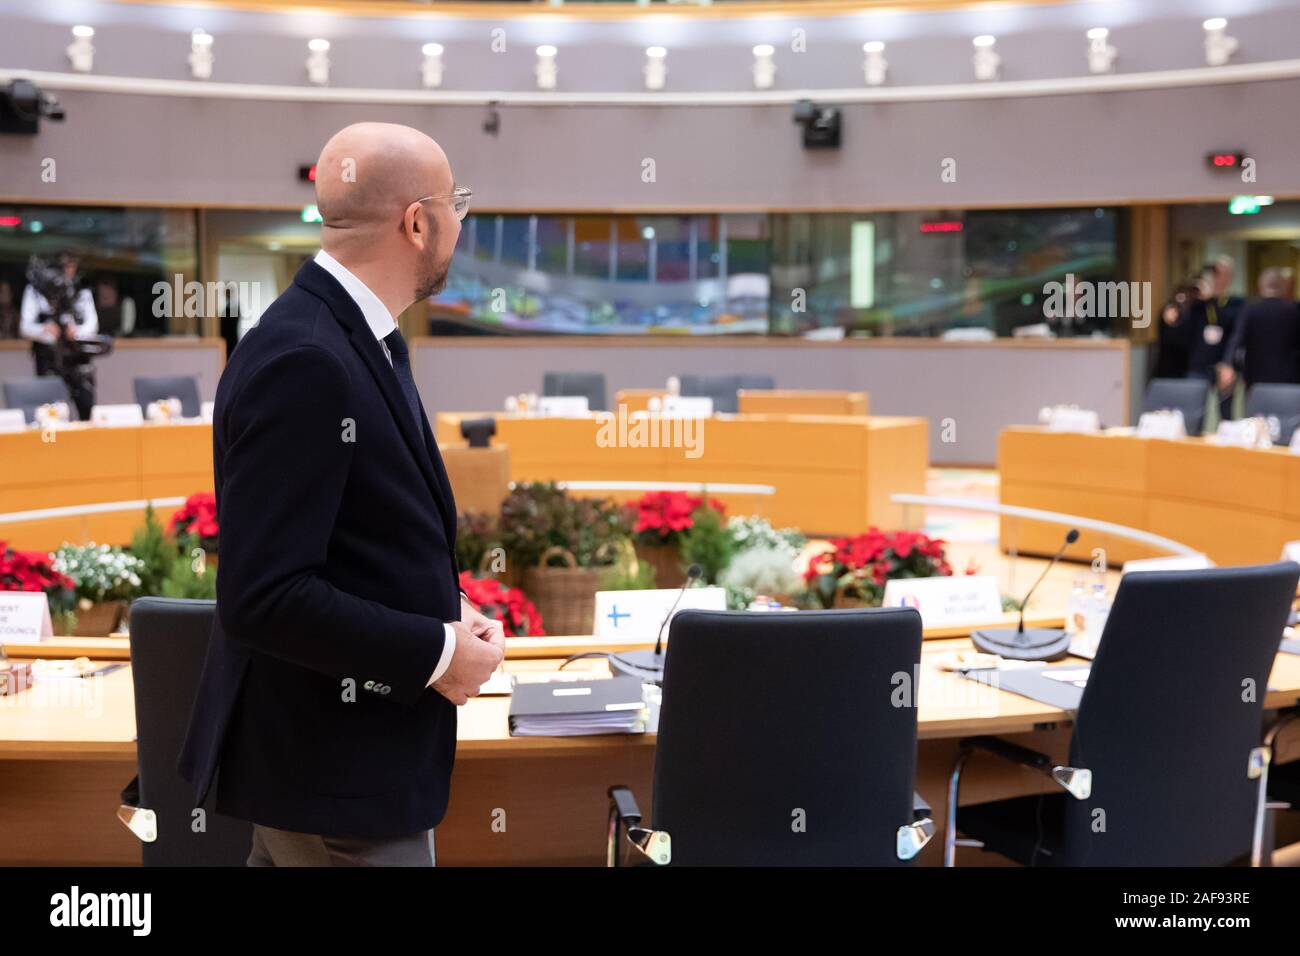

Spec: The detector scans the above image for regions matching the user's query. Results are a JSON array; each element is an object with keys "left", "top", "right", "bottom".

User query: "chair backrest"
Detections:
[
  {"left": 541, "top": 371, "right": 607, "bottom": 411},
  {"left": 134, "top": 375, "right": 201, "bottom": 418},
  {"left": 2, "top": 377, "right": 74, "bottom": 423},
  {"left": 678, "top": 374, "right": 775, "bottom": 414},
  {"left": 1061, "top": 561, "right": 1298, "bottom": 866},
  {"left": 652, "top": 607, "right": 923, "bottom": 865},
  {"left": 1141, "top": 377, "right": 1208, "bottom": 436},
  {"left": 1245, "top": 383, "right": 1300, "bottom": 444},
  {"left": 127, "top": 598, "right": 252, "bottom": 866}
]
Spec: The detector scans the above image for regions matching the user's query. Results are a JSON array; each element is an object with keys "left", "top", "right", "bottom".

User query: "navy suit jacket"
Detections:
[
  {"left": 178, "top": 260, "right": 462, "bottom": 839},
  {"left": 1224, "top": 296, "right": 1300, "bottom": 387}
]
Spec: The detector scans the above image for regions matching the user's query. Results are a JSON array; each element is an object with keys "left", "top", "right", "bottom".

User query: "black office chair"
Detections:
[
  {"left": 134, "top": 375, "right": 201, "bottom": 418},
  {"left": 946, "top": 562, "right": 1298, "bottom": 867},
  {"left": 678, "top": 374, "right": 775, "bottom": 414},
  {"left": 542, "top": 371, "right": 607, "bottom": 412},
  {"left": 1259, "top": 710, "right": 1300, "bottom": 866},
  {"left": 1244, "top": 383, "right": 1300, "bottom": 445},
  {"left": 2, "top": 377, "right": 76, "bottom": 423},
  {"left": 1141, "top": 377, "right": 1209, "bottom": 436},
  {"left": 606, "top": 607, "right": 933, "bottom": 866},
  {"left": 119, "top": 598, "right": 252, "bottom": 866}
]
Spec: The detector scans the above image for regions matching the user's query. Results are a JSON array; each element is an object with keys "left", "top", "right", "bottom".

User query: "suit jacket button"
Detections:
[
  {"left": 364, "top": 680, "right": 375, "bottom": 691},
  {"left": 380, "top": 685, "right": 391, "bottom": 695}
]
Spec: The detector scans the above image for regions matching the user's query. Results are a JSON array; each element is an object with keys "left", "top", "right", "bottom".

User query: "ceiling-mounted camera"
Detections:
[
  {"left": 0, "top": 79, "right": 66, "bottom": 135},
  {"left": 793, "top": 99, "right": 841, "bottom": 150}
]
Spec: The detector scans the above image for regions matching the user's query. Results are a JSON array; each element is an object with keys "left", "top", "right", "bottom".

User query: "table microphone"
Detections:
[
  {"left": 608, "top": 564, "right": 702, "bottom": 684},
  {"left": 971, "top": 528, "right": 1079, "bottom": 662}
]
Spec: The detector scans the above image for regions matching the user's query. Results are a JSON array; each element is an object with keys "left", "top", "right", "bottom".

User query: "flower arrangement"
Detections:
[
  {"left": 170, "top": 492, "right": 219, "bottom": 553},
  {"left": 51, "top": 543, "right": 145, "bottom": 604},
  {"left": 727, "top": 515, "right": 806, "bottom": 558},
  {"left": 719, "top": 544, "right": 802, "bottom": 610},
  {"left": 499, "top": 482, "right": 631, "bottom": 569},
  {"left": 458, "top": 571, "right": 545, "bottom": 637},
  {"left": 801, "top": 528, "right": 953, "bottom": 609},
  {"left": 1, "top": 540, "right": 76, "bottom": 631},
  {"left": 629, "top": 491, "right": 726, "bottom": 547}
]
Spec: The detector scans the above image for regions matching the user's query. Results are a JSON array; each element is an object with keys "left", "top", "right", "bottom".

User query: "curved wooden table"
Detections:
[{"left": 999, "top": 426, "right": 1300, "bottom": 567}]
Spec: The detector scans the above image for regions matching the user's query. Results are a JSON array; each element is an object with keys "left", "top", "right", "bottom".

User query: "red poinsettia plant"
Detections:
[
  {"left": 801, "top": 528, "right": 954, "bottom": 609},
  {"left": 170, "top": 492, "right": 219, "bottom": 553},
  {"left": 628, "top": 491, "right": 727, "bottom": 547},
  {"left": 0, "top": 539, "right": 76, "bottom": 615},
  {"left": 458, "top": 571, "right": 545, "bottom": 637}
]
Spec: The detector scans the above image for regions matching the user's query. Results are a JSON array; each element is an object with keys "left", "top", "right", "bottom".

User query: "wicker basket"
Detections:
[
  {"left": 635, "top": 541, "right": 685, "bottom": 589},
  {"left": 74, "top": 599, "right": 126, "bottom": 636},
  {"left": 522, "top": 546, "right": 599, "bottom": 636}
]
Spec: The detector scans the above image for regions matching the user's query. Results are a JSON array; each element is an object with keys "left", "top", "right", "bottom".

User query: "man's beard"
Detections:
[{"left": 414, "top": 251, "right": 450, "bottom": 302}]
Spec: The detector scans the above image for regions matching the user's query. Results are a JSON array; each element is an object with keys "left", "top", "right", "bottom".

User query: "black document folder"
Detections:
[{"left": 508, "top": 676, "right": 649, "bottom": 736}]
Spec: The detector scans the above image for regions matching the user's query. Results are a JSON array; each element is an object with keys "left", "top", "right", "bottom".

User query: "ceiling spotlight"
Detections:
[
  {"left": 189, "top": 30, "right": 214, "bottom": 80},
  {"left": 1085, "top": 27, "right": 1116, "bottom": 74},
  {"left": 752, "top": 44, "right": 776, "bottom": 90},
  {"left": 422, "top": 42, "right": 444, "bottom": 89},
  {"left": 536, "top": 44, "right": 557, "bottom": 91},
  {"left": 644, "top": 46, "right": 667, "bottom": 92},
  {"left": 972, "top": 35, "right": 1000, "bottom": 82},
  {"left": 862, "top": 41, "right": 887, "bottom": 86},
  {"left": 306, "top": 38, "right": 330, "bottom": 86},
  {"left": 1203, "top": 18, "right": 1237, "bottom": 66},
  {"left": 67, "top": 25, "right": 95, "bottom": 74}
]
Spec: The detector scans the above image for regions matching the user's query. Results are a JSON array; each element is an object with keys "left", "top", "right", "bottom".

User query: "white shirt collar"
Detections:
[{"left": 313, "top": 249, "right": 397, "bottom": 346}]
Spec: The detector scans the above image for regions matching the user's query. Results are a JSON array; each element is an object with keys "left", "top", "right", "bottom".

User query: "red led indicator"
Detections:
[{"left": 920, "top": 221, "right": 964, "bottom": 234}]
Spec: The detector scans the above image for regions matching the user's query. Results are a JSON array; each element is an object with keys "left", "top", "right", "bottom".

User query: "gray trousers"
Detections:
[{"left": 248, "top": 823, "right": 436, "bottom": 867}]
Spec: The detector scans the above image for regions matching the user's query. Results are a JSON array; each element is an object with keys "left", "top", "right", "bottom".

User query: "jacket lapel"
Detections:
[{"left": 294, "top": 261, "right": 452, "bottom": 532}]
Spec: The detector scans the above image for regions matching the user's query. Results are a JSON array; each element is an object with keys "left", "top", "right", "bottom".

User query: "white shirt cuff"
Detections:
[{"left": 428, "top": 623, "right": 457, "bottom": 685}]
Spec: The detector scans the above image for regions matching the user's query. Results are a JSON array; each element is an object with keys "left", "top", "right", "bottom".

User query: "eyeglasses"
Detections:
[{"left": 414, "top": 185, "right": 472, "bottom": 222}]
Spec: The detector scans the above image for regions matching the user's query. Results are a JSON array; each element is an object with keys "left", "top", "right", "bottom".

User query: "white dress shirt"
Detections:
[
  {"left": 19, "top": 286, "right": 98, "bottom": 343},
  {"left": 313, "top": 250, "right": 457, "bottom": 687}
]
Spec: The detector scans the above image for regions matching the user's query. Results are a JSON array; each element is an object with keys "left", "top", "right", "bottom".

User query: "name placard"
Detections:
[
  {"left": 656, "top": 396, "right": 714, "bottom": 418},
  {"left": 1122, "top": 554, "right": 1213, "bottom": 574},
  {"left": 0, "top": 409, "right": 26, "bottom": 432},
  {"left": 594, "top": 586, "right": 727, "bottom": 641},
  {"left": 90, "top": 404, "right": 145, "bottom": 427},
  {"left": 537, "top": 396, "right": 590, "bottom": 417},
  {"left": 1040, "top": 406, "right": 1100, "bottom": 433},
  {"left": 882, "top": 575, "right": 1003, "bottom": 629},
  {"left": 0, "top": 591, "right": 54, "bottom": 644}
]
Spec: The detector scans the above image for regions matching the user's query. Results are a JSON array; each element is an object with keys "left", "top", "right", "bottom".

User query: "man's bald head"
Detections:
[
  {"left": 311, "top": 122, "right": 463, "bottom": 312},
  {"left": 315, "top": 122, "right": 451, "bottom": 240}
]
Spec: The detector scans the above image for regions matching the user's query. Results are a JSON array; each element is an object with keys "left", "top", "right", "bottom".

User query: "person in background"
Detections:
[
  {"left": 1152, "top": 280, "right": 1199, "bottom": 379},
  {"left": 1218, "top": 268, "right": 1300, "bottom": 394},
  {"left": 1185, "top": 256, "right": 1243, "bottom": 421},
  {"left": 19, "top": 251, "right": 100, "bottom": 419}
]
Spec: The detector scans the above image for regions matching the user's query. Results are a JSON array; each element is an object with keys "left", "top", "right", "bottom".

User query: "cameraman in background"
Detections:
[{"left": 19, "top": 251, "right": 100, "bottom": 420}]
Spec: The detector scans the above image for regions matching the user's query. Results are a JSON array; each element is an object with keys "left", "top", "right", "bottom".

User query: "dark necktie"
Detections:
[{"left": 382, "top": 329, "right": 423, "bottom": 427}]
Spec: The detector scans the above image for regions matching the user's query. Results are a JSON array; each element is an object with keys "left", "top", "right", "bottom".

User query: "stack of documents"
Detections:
[{"left": 508, "top": 676, "right": 648, "bottom": 737}]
